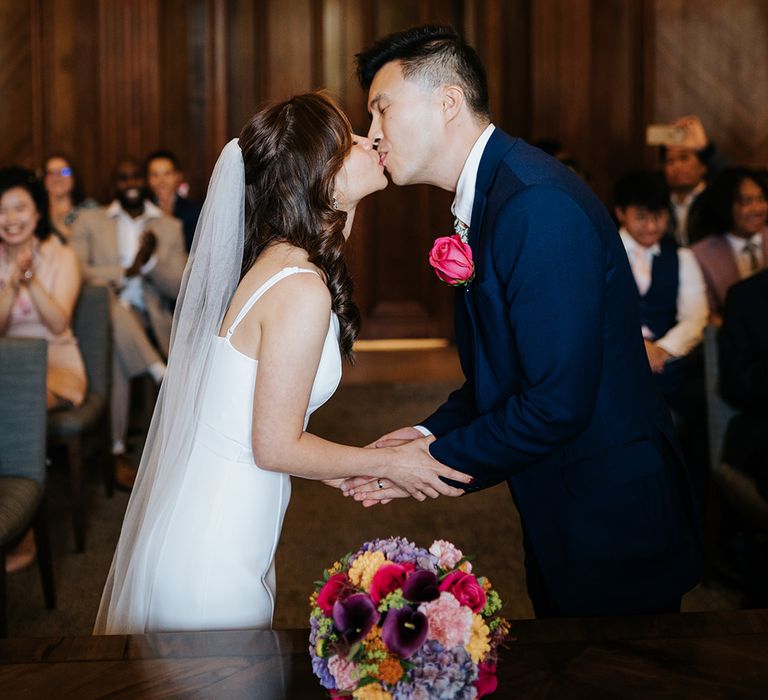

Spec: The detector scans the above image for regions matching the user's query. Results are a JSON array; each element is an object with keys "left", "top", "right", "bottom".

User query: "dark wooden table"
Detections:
[{"left": 1, "top": 610, "right": 767, "bottom": 698}]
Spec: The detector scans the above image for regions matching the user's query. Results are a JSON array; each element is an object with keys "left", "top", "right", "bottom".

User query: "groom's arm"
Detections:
[
  {"left": 420, "top": 380, "right": 479, "bottom": 436},
  {"left": 431, "top": 187, "right": 606, "bottom": 486}
]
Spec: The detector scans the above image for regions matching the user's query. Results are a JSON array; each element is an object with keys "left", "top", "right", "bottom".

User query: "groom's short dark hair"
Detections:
[{"left": 355, "top": 24, "right": 491, "bottom": 120}]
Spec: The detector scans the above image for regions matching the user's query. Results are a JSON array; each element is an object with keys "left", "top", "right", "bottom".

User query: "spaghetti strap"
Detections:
[{"left": 225, "top": 267, "right": 320, "bottom": 338}]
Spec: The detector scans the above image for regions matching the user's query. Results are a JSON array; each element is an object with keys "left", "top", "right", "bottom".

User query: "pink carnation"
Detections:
[
  {"left": 327, "top": 655, "right": 359, "bottom": 691},
  {"left": 429, "top": 540, "right": 464, "bottom": 569},
  {"left": 419, "top": 591, "right": 473, "bottom": 649}
]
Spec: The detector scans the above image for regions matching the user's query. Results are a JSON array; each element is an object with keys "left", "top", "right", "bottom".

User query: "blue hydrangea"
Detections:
[
  {"left": 309, "top": 614, "right": 335, "bottom": 690},
  {"left": 352, "top": 537, "right": 438, "bottom": 573},
  {"left": 392, "top": 640, "right": 478, "bottom": 700}
]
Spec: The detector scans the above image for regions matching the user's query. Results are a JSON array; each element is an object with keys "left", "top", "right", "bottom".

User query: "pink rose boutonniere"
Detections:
[{"left": 429, "top": 234, "right": 475, "bottom": 286}]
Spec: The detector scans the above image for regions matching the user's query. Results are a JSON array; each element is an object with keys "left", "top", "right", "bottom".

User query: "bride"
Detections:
[{"left": 94, "top": 93, "right": 472, "bottom": 634}]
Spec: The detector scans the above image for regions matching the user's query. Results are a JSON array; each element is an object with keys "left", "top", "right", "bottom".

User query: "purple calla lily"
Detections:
[
  {"left": 402, "top": 570, "right": 440, "bottom": 603},
  {"left": 332, "top": 593, "right": 379, "bottom": 645},
  {"left": 382, "top": 606, "right": 428, "bottom": 658}
]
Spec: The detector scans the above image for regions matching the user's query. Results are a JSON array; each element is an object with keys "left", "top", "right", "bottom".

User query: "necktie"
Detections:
[
  {"left": 634, "top": 248, "right": 652, "bottom": 296},
  {"left": 453, "top": 216, "right": 469, "bottom": 244},
  {"left": 743, "top": 240, "right": 760, "bottom": 274}
]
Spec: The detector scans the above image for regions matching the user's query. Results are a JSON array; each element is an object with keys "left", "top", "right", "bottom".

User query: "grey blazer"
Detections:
[{"left": 71, "top": 206, "right": 187, "bottom": 354}]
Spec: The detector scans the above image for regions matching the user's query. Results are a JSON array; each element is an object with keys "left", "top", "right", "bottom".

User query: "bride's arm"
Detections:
[{"left": 248, "top": 274, "right": 472, "bottom": 500}]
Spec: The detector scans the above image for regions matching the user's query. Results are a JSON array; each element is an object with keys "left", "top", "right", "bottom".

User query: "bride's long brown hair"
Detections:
[{"left": 238, "top": 92, "right": 360, "bottom": 361}]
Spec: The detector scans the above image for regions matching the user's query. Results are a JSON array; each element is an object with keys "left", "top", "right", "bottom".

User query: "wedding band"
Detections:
[{"left": 376, "top": 479, "right": 384, "bottom": 489}]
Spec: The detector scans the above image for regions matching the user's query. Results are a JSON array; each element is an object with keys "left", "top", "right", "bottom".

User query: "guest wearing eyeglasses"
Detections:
[
  {"left": 43, "top": 154, "right": 97, "bottom": 240},
  {"left": 71, "top": 159, "right": 187, "bottom": 489}
]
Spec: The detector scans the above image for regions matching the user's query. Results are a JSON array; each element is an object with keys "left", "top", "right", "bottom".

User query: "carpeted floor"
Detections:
[{"left": 6, "top": 380, "right": 739, "bottom": 638}]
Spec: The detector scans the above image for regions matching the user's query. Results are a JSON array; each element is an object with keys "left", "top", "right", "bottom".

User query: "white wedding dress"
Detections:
[{"left": 139, "top": 266, "right": 341, "bottom": 631}]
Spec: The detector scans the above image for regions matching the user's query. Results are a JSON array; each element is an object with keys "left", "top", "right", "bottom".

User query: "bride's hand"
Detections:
[{"left": 354, "top": 436, "right": 472, "bottom": 502}]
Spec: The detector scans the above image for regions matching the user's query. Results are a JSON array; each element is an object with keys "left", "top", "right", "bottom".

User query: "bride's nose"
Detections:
[{"left": 355, "top": 136, "right": 375, "bottom": 150}]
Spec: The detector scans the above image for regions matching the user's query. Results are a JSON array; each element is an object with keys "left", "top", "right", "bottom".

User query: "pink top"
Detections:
[{"left": 0, "top": 236, "right": 87, "bottom": 405}]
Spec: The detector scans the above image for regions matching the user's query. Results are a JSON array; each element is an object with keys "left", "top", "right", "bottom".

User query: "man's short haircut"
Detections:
[
  {"left": 144, "top": 149, "right": 181, "bottom": 175},
  {"left": 658, "top": 144, "right": 705, "bottom": 165},
  {"left": 614, "top": 171, "right": 670, "bottom": 212},
  {"left": 355, "top": 24, "right": 491, "bottom": 120}
]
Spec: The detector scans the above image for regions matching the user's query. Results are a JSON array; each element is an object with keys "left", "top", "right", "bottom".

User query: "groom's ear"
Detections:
[{"left": 441, "top": 85, "right": 465, "bottom": 123}]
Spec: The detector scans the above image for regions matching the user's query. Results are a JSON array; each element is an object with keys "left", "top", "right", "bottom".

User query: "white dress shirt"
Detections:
[
  {"left": 106, "top": 199, "right": 161, "bottom": 310},
  {"left": 670, "top": 181, "right": 706, "bottom": 246},
  {"left": 620, "top": 229, "right": 708, "bottom": 358},
  {"left": 414, "top": 124, "right": 496, "bottom": 438},
  {"left": 451, "top": 124, "right": 496, "bottom": 226},
  {"left": 726, "top": 232, "right": 764, "bottom": 279}
]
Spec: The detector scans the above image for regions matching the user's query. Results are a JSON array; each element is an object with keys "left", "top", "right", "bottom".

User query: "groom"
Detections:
[{"left": 348, "top": 25, "right": 703, "bottom": 617}]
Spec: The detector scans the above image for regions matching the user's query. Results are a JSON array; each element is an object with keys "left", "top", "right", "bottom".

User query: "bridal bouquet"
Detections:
[{"left": 309, "top": 537, "right": 510, "bottom": 699}]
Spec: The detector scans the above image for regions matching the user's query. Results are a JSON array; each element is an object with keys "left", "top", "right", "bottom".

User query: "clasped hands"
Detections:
[{"left": 327, "top": 427, "right": 473, "bottom": 508}]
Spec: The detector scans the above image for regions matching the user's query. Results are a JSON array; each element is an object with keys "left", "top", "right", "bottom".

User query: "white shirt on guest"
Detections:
[
  {"left": 670, "top": 180, "right": 706, "bottom": 246},
  {"left": 106, "top": 199, "right": 160, "bottom": 311},
  {"left": 620, "top": 228, "right": 708, "bottom": 358},
  {"left": 726, "top": 232, "right": 764, "bottom": 279}
]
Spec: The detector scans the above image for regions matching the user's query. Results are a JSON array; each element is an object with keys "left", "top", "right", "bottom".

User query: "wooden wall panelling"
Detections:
[
  {"left": 587, "top": 0, "right": 647, "bottom": 206},
  {"left": 465, "top": 0, "right": 530, "bottom": 140},
  {"left": 0, "top": 2, "right": 36, "bottom": 168},
  {"left": 651, "top": 0, "right": 768, "bottom": 169},
  {"left": 347, "top": 0, "right": 462, "bottom": 338},
  {"left": 96, "top": 0, "right": 161, "bottom": 200},
  {"left": 41, "top": 0, "right": 101, "bottom": 198}
]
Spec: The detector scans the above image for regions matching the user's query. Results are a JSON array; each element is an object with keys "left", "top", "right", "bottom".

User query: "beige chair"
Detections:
[
  {"left": 47, "top": 284, "right": 113, "bottom": 552},
  {"left": 0, "top": 337, "right": 56, "bottom": 636}
]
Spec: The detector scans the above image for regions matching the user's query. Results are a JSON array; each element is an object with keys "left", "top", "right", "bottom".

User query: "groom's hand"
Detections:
[{"left": 365, "top": 426, "right": 424, "bottom": 448}]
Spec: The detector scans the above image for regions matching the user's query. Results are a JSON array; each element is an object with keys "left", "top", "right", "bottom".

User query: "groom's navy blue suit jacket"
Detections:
[{"left": 422, "top": 129, "right": 702, "bottom": 616}]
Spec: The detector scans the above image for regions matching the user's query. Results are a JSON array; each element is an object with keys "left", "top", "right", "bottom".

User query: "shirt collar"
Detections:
[
  {"left": 726, "top": 231, "right": 763, "bottom": 250},
  {"left": 106, "top": 199, "right": 163, "bottom": 220},
  {"left": 619, "top": 228, "right": 661, "bottom": 257},
  {"left": 451, "top": 123, "right": 496, "bottom": 226},
  {"left": 671, "top": 180, "right": 706, "bottom": 208}
]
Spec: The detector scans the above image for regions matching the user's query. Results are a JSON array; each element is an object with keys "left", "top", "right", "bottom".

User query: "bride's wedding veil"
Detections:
[{"left": 94, "top": 139, "right": 246, "bottom": 633}]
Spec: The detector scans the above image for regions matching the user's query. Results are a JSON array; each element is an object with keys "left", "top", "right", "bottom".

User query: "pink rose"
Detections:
[
  {"left": 428, "top": 234, "right": 474, "bottom": 286},
  {"left": 370, "top": 562, "right": 415, "bottom": 604},
  {"left": 438, "top": 571, "right": 486, "bottom": 613},
  {"left": 475, "top": 662, "right": 498, "bottom": 698},
  {"left": 317, "top": 573, "right": 351, "bottom": 615}
]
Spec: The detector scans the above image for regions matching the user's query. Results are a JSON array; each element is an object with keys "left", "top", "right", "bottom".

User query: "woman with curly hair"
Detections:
[{"left": 95, "top": 92, "right": 472, "bottom": 635}]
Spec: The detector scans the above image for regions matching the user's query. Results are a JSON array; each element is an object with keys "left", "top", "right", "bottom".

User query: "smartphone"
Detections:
[{"left": 646, "top": 124, "right": 685, "bottom": 146}]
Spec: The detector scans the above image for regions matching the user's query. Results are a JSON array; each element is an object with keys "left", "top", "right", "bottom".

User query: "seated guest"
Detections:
[
  {"left": 43, "top": 154, "right": 98, "bottom": 239},
  {"left": 719, "top": 269, "right": 768, "bottom": 499},
  {"left": 659, "top": 115, "right": 727, "bottom": 246},
  {"left": 0, "top": 166, "right": 87, "bottom": 572},
  {"left": 718, "top": 269, "right": 768, "bottom": 606},
  {"left": 615, "top": 171, "right": 709, "bottom": 499},
  {"left": 692, "top": 168, "right": 768, "bottom": 323},
  {"left": 71, "top": 159, "right": 186, "bottom": 488},
  {"left": 144, "top": 150, "right": 201, "bottom": 252},
  {"left": 0, "top": 167, "right": 87, "bottom": 408}
]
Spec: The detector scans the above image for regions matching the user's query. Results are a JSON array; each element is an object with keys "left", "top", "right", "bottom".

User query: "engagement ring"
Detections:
[{"left": 376, "top": 479, "right": 384, "bottom": 489}]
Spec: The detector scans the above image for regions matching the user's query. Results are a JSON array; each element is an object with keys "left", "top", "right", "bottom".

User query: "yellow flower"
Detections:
[
  {"left": 348, "top": 551, "right": 386, "bottom": 591},
  {"left": 327, "top": 561, "right": 344, "bottom": 576},
  {"left": 482, "top": 577, "right": 493, "bottom": 592},
  {"left": 459, "top": 561, "right": 473, "bottom": 573},
  {"left": 466, "top": 613, "right": 491, "bottom": 663},
  {"left": 364, "top": 625, "right": 386, "bottom": 653},
  {"left": 353, "top": 685, "right": 392, "bottom": 700}
]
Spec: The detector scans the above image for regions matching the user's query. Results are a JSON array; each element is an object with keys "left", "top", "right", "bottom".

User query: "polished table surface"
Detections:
[{"left": 1, "top": 609, "right": 767, "bottom": 698}]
